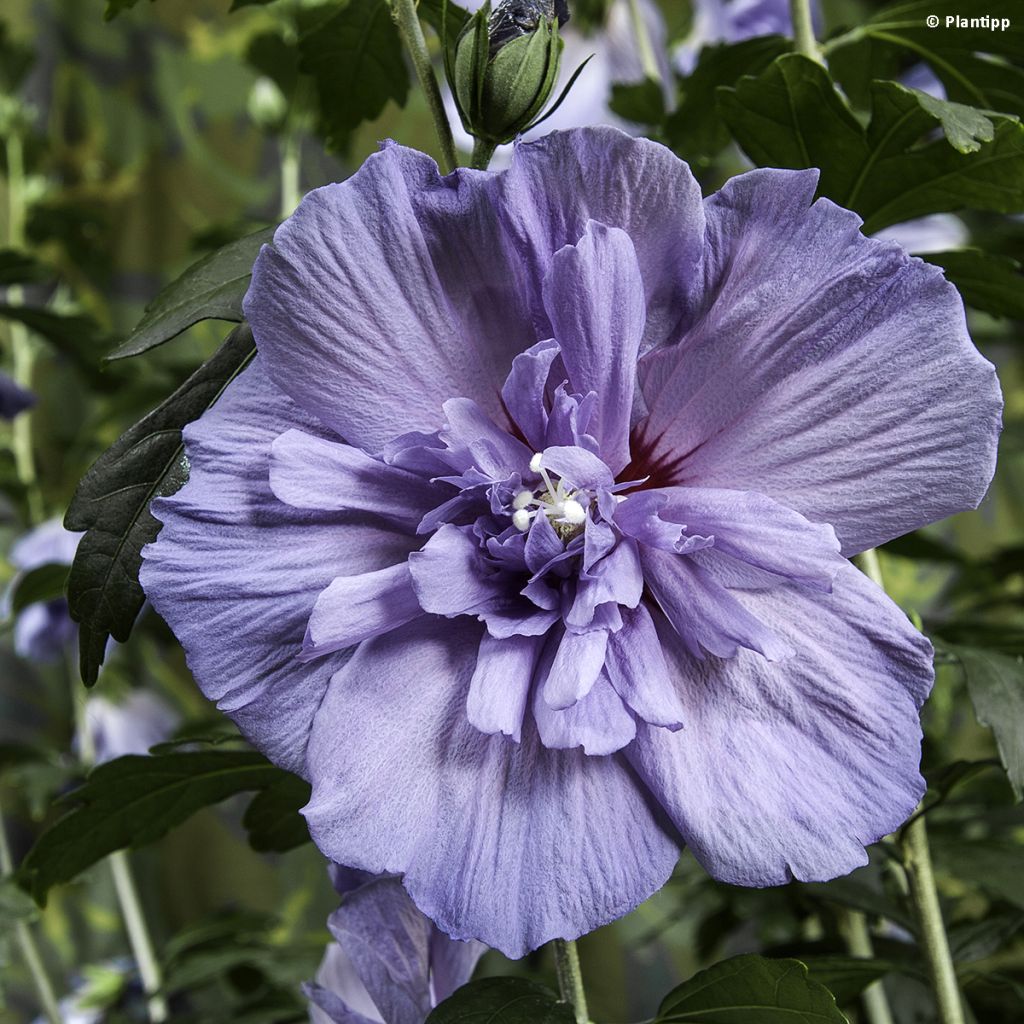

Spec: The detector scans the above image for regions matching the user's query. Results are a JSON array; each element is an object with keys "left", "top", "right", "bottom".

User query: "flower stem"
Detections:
[
  {"left": 901, "top": 815, "right": 966, "bottom": 1024},
  {"left": 0, "top": 799, "right": 62, "bottom": 1024},
  {"left": 788, "top": 0, "right": 824, "bottom": 64},
  {"left": 4, "top": 132, "right": 44, "bottom": 523},
  {"left": 552, "top": 938, "right": 590, "bottom": 1024},
  {"left": 70, "top": 668, "right": 168, "bottom": 1023},
  {"left": 855, "top": 549, "right": 965, "bottom": 1024},
  {"left": 108, "top": 850, "right": 169, "bottom": 1022},
  {"left": 838, "top": 909, "right": 896, "bottom": 1024},
  {"left": 390, "top": 0, "right": 458, "bottom": 174},
  {"left": 470, "top": 137, "right": 497, "bottom": 170},
  {"left": 279, "top": 131, "right": 301, "bottom": 218},
  {"left": 627, "top": 0, "right": 661, "bottom": 83}
]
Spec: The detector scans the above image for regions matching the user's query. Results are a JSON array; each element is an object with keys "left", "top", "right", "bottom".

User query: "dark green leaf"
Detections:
[
  {"left": 0, "top": 249, "right": 49, "bottom": 286},
  {"left": 0, "top": 305, "right": 109, "bottom": 370},
  {"left": 231, "top": 0, "right": 280, "bottom": 9},
  {"left": 609, "top": 77, "right": 666, "bottom": 126},
  {"left": 849, "top": 0, "right": 1024, "bottom": 116},
  {"left": 719, "top": 55, "right": 1024, "bottom": 232},
  {"left": 419, "top": 0, "right": 471, "bottom": 44},
  {"left": 923, "top": 249, "right": 1024, "bottom": 319},
  {"left": 799, "top": 956, "right": 903, "bottom": 1004},
  {"left": 665, "top": 36, "right": 789, "bottom": 160},
  {"left": 65, "top": 325, "right": 256, "bottom": 685},
  {"left": 948, "top": 912, "right": 1024, "bottom": 963},
  {"left": 0, "top": 742, "right": 48, "bottom": 773},
  {"left": 103, "top": 0, "right": 151, "bottom": 21},
  {"left": 911, "top": 91, "right": 996, "bottom": 154},
  {"left": 17, "top": 750, "right": 285, "bottom": 904},
  {"left": 242, "top": 772, "right": 311, "bottom": 853},
  {"left": 932, "top": 840, "right": 1024, "bottom": 908},
  {"left": 246, "top": 33, "right": 301, "bottom": 100},
  {"left": 800, "top": 876, "right": 917, "bottom": 935},
  {"left": 945, "top": 645, "right": 1024, "bottom": 799},
  {"left": 923, "top": 759, "right": 1002, "bottom": 813},
  {"left": 426, "top": 977, "right": 574, "bottom": 1024},
  {"left": 0, "top": 24, "right": 33, "bottom": 93},
  {"left": 656, "top": 954, "right": 848, "bottom": 1022},
  {"left": 106, "top": 227, "right": 272, "bottom": 362},
  {"left": 298, "top": 0, "right": 410, "bottom": 147},
  {"left": 9, "top": 562, "right": 68, "bottom": 614}
]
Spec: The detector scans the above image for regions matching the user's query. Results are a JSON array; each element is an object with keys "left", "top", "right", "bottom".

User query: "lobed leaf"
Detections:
[
  {"left": 719, "top": 55, "right": 1024, "bottom": 233},
  {"left": 65, "top": 325, "right": 256, "bottom": 685},
  {"left": 426, "top": 977, "right": 575, "bottom": 1024},
  {"left": 17, "top": 750, "right": 287, "bottom": 904},
  {"left": 656, "top": 954, "right": 848, "bottom": 1022},
  {"left": 298, "top": 0, "right": 410, "bottom": 148}
]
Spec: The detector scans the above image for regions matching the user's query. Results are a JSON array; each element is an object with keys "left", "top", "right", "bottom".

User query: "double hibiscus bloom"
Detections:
[{"left": 142, "top": 127, "right": 1001, "bottom": 958}]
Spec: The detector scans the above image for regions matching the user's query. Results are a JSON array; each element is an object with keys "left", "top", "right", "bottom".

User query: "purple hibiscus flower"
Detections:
[
  {"left": 306, "top": 867, "right": 485, "bottom": 1024},
  {"left": 0, "top": 371, "right": 34, "bottom": 419},
  {"left": 5, "top": 518, "right": 82, "bottom": 662},
  {"left": 140, "top": 127, "right": 1001, "bottom": 957}
]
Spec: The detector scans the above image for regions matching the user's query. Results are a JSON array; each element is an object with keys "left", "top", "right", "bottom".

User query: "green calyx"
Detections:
[{"left": 448, "top": 2, "right": 564, "bottom": 148}]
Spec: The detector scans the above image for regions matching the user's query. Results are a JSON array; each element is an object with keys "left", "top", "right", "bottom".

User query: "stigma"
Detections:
[{"left": 512, "top": 453, "right": 589, "bottom": 538}]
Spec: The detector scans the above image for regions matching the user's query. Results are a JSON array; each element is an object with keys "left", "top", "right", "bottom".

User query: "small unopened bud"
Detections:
[
  {"left": 247, "top": 76, "right": 288, "bottom": 130},
  {"left": 447, "top": 0, "right": 571, "bottom": 148}
]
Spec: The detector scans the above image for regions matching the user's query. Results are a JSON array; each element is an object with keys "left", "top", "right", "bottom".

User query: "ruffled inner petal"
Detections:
[{"left": 542, "top": 221, "right": 646, "bottom": 473}]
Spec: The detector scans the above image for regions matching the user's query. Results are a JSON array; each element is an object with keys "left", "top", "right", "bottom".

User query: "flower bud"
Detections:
[
  {"left": 448, "top": 0, "right": 569, "bottom": 147},
  {"left": 247, "top": 76, "right": 289, "bottom": 131}
]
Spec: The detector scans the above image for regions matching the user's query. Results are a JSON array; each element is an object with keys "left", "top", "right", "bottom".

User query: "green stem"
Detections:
[
  {"left": 0, "top": 799, "right": 62, "bottom": 1024},
  {"left": 789, "top": 0, "right": 824, "bottom": 64},
  {"left": 855, "top": 549, "right": 965, "bottom": 1024},
  {"left": 4, "top": 132, "right": 43, "bottom": 523},
  {"left": 902, "top": 816, "right": 966, "bottom": 1024},
  {"left": 108, "top": 850, "right": 169, "bottom": 1023},
  {"left": 627, "top": 0, "right": 660, "bottom": 82},
  {"left": 71, "top": 667, "right": 168, "bottom": 1023},
  {"left": 390, "top": 0, "right": 458, "bottom": 173},
  {"left": 839, "top": 909, "right": 896, "bottom": 1024},
  {"left": 279, "top": 132, "right": 301, "bottom": 218},
  {"left": 552, "top": 939, "right": 589, "bottom": 1024},
  {"left": 470, "top": 137, "right": 497, "bottom": 170}
]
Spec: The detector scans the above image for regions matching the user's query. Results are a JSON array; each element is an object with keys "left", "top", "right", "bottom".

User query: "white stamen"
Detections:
[
  {"left": 512, "top": 508, "right": 532, "bottom": 532},
  {"left": 561, "top": 499, "right": 586, "bottom": 525},
  {"left": 529, "top": 452, "right": 544, "bottom": 473},
  {"left": 512, "top": 489, "right": 534, "bottom": 510}
]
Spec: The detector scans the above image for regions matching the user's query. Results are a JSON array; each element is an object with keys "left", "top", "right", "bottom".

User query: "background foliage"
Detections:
[{"left": 1, "top": 0, "right": 1023, "bottom": 1022}]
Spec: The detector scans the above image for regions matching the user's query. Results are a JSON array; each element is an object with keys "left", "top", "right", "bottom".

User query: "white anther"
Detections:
[
  {"left": 512, "top": 489, "right": 534, "bottom": 510},
  {"left": 561, "top": 499, "right": 586, "bottom": 525},
  {"left": 529, "top": 452, "right": 544, "bottom": 473},
  {"left": 512, "top": 508, "right": 532, "bottom": 532}
]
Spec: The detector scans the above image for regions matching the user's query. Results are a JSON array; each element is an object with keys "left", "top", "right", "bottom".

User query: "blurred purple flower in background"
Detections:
[
  {"left": 6, "top": 517, "right": 81, "bottom": 662},
  {"left": 674, "top": 0, "right": 803, "bottom": 73},
  {"left": 0, "top": 371, "right": 34, "bottom": 420},
  {"left": 306, "top": 867, "right": 485, "bottom": 1024},
  {"left": 141, "top": 127, "right": 1001, "bottom": 956},
  {"left": 84, "top": 690, "right": 180, "bottom": 764}
]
